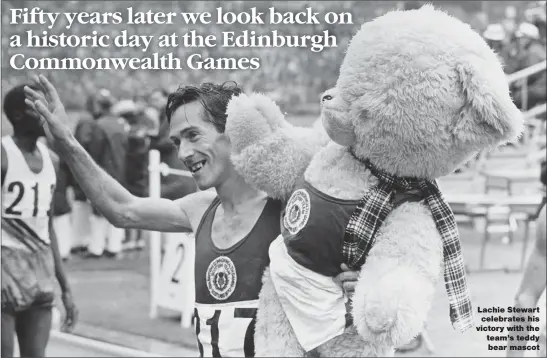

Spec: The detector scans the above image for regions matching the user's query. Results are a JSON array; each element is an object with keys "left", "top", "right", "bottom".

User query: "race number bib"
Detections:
[
  {"left": 194, "top": 301, "right": 257, "bottom": 357},
  {"left": 3, "top": 180, "right": 54, "bottom": 218}
]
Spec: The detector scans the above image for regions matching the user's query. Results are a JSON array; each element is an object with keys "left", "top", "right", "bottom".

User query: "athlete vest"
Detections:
[
  {"left": 270, "top": 179, "right": 425, "bottom": 351},
  {"left": 1, "top": 136, "right": 56, "bottom": 250},
  {"left": 193, "top": 197, "right": 282, "bottom": 357}
]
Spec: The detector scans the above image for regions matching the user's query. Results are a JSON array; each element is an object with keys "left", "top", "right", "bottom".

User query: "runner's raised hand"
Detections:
[{"left": 23, "top": 74, "right": 71, "bottom": 140}]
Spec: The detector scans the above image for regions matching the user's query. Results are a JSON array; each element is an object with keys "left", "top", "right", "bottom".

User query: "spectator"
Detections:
[
  {"left": 512, "top": 22, "right": 546, "bottom": 110},
  {"left": 117, "top": 100, "right": 150, "bottom": 251},
  {"left": 483, "top": 23, "right": 516, "bottom": 72},
  {"left": 69, "top": 91, "right": 114, "bottom": 255},
  {"left": 85, "top": 94, "right": 130, "bottom": 259},
  {"left": 145, "top": 88, "right": 170, "bottom": 137},
  {"left": 526, "top": 2, "right": 547, "bottom": 45},
  {"left": 116, "top": 100, "right": 150, "bottom": 199},
  {"left": 148, "top": 88, "right": 169, "bottom": 112}
]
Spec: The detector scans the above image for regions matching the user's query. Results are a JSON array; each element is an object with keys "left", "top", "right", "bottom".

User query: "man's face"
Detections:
[{"left": 169, "top": 100, "right": 232, "bottom": 190}]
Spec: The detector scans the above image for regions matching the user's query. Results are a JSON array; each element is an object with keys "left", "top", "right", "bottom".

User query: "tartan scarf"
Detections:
[{"left": 342, "top": 157, "right": 474, "bottom": 332}]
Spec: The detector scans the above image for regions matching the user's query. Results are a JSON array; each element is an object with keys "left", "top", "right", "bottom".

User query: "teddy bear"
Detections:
[{"left": 225, "top": 5, "right": 524, "bottom": 357}]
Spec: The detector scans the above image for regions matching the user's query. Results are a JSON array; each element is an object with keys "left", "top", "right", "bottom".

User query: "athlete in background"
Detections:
[
  {"left": 25, "top": 75, "right": 358, "bottom": 357},
  {"left": 1, "top": 84, "right": 78, "bottom": 358}
]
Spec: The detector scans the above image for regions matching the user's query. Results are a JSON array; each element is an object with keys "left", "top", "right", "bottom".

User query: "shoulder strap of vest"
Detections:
[{"left": 194, "top": 196, "right": 221, "bottom": 240}]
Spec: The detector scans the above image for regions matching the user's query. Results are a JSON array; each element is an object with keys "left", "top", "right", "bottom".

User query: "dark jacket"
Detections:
[
  {"left": 95, "top": 115, "right": 130, "bottom": 188},
  {"left": 71, "top": 118, "right": 103, "bottom": 201},
  {"left": 125, "top": 127, "right": 150, "bottom": 197}
]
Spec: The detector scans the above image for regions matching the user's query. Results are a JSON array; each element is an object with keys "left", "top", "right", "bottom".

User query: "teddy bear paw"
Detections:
[
  {"left": 362, "top": 293, "right": 398, "bottom": 334},
  {"left": 365, "top": 307, "right": 396, "bottom": 333}
]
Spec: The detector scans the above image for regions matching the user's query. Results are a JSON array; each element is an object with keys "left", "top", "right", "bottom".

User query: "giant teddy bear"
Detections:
[{"left": 225, "top": 5, "right": 524, "bottom": 357}]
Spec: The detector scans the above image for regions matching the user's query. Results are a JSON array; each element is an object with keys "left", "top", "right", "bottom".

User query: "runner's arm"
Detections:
[
  {"left": 49, "top": 214, "right": 71, "bottom": 292},
  {"left": 53, "top": 133, "right": 193, "bottom": 232},
  {"left": 25, "top": 75, "right": 195, "bottom": 232},
  {"left": 48, "top": 151, "right": 71, "bottom": 294}
]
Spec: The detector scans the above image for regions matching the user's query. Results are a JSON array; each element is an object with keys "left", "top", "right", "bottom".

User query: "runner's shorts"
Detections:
[{"left": 1, "top": 245, "right": 56, "bottom": 313}]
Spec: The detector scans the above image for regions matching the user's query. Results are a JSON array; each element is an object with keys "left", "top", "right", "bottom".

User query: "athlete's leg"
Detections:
[
  {"left": 1, "top": 310, "right": 16, "bottom": 358},
  {"left": 15, "top": 305, "right": 52, "bottom": 358},
  {"left": 53, "top": 213, "right": 72, "bottom": 259}
]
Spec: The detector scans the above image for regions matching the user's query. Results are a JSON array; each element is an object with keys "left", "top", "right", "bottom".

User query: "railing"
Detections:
[
  {"left": 506, "top": 60, "right": 547, "bottom": 84},
  {"left": 523, "top": 103, "right": 547, "bottom": 119},
  {"left": 506, "top": 60, "right": 547, "bottom": 112}
]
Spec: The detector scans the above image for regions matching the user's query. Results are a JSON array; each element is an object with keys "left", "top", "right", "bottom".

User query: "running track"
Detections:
[{"left": 13, "top": 331, "right": 198, "bottom": 357}]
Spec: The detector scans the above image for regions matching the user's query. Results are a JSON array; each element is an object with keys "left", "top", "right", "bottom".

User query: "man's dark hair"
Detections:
[
  {"left": 165, "top": 82, "right": 243, "bottom": 133},
  {"left": 3, "top": 84, "right": 35, "bottom": 125}
]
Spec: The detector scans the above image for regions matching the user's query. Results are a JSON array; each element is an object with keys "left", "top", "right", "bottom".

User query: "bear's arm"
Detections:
[{"left": 351, "top": 201, "right": 444, "bottom": 348}]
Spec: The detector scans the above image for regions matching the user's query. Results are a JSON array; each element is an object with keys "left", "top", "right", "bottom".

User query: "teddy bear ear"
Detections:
[{"left": 453, "top": 59, "right": 524, "bottom": 146}]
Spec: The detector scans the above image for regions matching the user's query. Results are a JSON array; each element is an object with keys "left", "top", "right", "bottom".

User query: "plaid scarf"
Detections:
[{"left": 342, "top": 158, "right": 474, "bottom": 332}]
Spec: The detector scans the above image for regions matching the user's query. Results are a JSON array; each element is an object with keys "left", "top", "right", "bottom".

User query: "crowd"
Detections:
[
  {"left": 481, "top": 4, "right": 546, "bottom": 111},
  {"left": 2, "top": 0, "right": 545, "bottom": 112}
]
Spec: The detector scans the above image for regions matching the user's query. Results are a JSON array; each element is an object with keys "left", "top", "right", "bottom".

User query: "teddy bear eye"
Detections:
[{"left": 322, "top": 95, "right": 333, "bottom": 102}]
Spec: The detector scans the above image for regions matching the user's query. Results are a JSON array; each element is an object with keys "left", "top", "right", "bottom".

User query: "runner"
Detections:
[{"left": 1, "top": 84, "right": 78, "bottom": 358}]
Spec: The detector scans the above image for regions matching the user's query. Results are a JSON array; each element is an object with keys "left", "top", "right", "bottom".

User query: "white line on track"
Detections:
[{"left": 49, "top": 331, "right": 166, "bottom": 357}]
